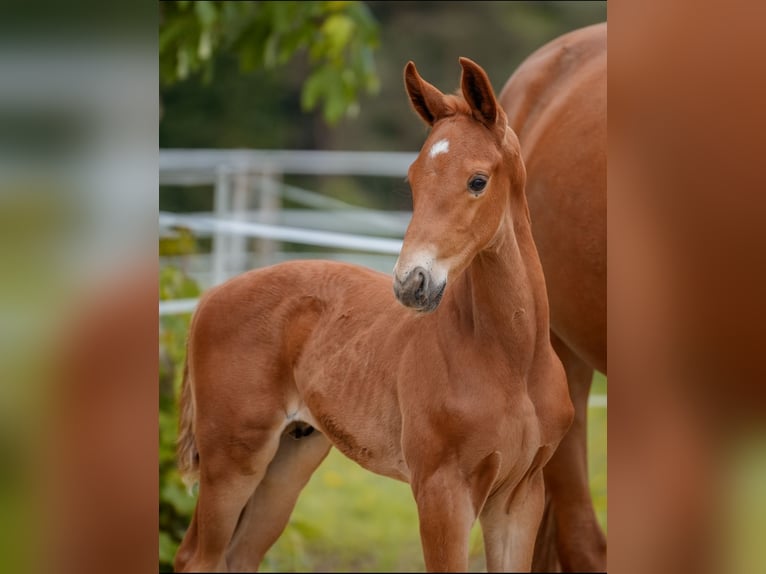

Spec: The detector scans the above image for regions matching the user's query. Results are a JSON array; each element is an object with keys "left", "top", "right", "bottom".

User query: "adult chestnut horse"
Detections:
[
  {"left": 173, "top": 58, "right": 574, "bottom": 572},
  {"left": 498, "top": 23, "right": 607, "bottom": 572}
]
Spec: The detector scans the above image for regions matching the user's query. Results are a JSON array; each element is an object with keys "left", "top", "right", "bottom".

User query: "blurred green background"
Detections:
[{"left": 159, "top": 2, "right": 607, "bottom": 571}]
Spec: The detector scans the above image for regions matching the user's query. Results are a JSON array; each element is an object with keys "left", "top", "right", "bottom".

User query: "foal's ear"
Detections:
[
  {"left": 459, "top": 57, "right": 498, "bottom": 127},
  {"left": 404, "top": 61, "right": 449, "bottom": 126}
]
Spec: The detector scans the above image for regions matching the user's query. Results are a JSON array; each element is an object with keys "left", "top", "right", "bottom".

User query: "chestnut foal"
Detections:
[{"left": 173, "top": 58, "right": 573, "bottom": 573}]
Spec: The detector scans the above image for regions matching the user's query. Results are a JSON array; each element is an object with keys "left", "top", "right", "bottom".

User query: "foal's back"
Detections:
[{"left": 190, "top": 260, "right": 404, "bottom": 368}]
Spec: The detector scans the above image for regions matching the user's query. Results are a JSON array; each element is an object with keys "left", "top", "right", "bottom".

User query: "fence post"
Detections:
[
  {"left": 256, "top": 167, "right": 282, "bottom": 267},
  {"left": 213, "top": 166, "right": 231, "bottom": 285},
  {"left": 230, "top": 170, "right": 250, "bottom": 275}
]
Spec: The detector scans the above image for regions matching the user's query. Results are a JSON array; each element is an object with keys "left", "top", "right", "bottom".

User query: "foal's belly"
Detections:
[
  {"left": 292, "top": 296, "right": 413, "bottom": 482},
  {"left": 297, "top": 371, "right": 410, "bottom": 481}
]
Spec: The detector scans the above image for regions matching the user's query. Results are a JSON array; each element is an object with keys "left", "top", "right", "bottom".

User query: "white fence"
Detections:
[{"left": 160, "top": 148, "right": 416, "bottom": 290}]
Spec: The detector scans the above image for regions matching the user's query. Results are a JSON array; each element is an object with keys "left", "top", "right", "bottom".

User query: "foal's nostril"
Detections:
[
  {"left": 414, "top": 270, "right": 426, "bottom": 297},
  {"left": 394, "top": 266, "right": 433, "bottom": 308},
  {"left": 411, "top": 268, "right": 430, "bottom": 304}
]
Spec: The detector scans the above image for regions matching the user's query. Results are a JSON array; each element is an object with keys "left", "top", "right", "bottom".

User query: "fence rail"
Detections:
[
  {"left": 161, "top": 148, "right": 414, "bottom": 286},
  {"left": 159, "top": 212, "right": 404, "bottom": 254}
]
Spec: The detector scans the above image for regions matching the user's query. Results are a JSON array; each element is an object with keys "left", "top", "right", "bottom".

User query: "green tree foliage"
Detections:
[{"left": 159, "top": 1, "right": 380, "bottom": 124}]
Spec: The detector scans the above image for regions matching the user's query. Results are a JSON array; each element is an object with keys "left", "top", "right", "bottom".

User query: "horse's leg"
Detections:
[
  {"left": 180, "top": 419, "right": 284, "bottom": 572},
  {"left": 411, "top": 468, "right": 475, "bottom": 572},
  {"left": 412, "top": 469, "right": 475, "bottom": 572},
  {"left": 537, "top": 334, "right": 606, "bottom": 572},
  {"left": 480, "top": 468, "right": 546, "bottom": 572},
  {"left": 410, "top": 451, "right": 501, "bottom": 572},
  {"left": 225, "top": 428, "right": 332, "bottom": 571}
]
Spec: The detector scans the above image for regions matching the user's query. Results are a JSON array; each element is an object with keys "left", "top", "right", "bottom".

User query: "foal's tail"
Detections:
[{"left": 177, "top": 357, "right": 199, "bottom": 493}]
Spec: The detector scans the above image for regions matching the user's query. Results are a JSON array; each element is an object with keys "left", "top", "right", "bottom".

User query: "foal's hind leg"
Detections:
[
  {"left": 225, "top": 426, "right": 331, "bottom": 571},
  {"left": 179, "top": 421, "right": 284, "bottom": 572},
  {"left": 534, "top": 335, "right": 606, "bottom": 572}
]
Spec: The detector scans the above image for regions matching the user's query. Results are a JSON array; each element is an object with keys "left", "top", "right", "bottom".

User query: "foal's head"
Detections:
[{"left": 393, "top": 58, "right": 526, "bottom": 313}]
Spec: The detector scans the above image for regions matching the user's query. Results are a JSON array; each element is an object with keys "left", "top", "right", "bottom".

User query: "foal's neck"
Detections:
[{"left": 450, "top": 189, "right": 551, "bottom": 363}]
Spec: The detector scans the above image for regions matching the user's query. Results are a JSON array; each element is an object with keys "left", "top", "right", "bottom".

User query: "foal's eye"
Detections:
[{"left": 467, "top": 175, "right": 488, "bottom": 195}]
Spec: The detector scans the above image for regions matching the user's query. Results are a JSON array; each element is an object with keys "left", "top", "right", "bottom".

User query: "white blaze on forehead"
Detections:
[{"left": 428, "top": 138, "right": 450, "bottom": 159}]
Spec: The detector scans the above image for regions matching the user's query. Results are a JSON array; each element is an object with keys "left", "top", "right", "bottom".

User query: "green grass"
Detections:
[{"left": 260, "top": 373, "right": 607, "bottom": 572}]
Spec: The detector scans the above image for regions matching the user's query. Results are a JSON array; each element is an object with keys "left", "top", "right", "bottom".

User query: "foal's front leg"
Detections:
[
  {"left": 411, "top": 466, "right": 476, "bottom": 572},
  {"left": 410, "top": 452, "right": 501, "bottom": 572},
  {"left": 480, "top": 468, "right": 546, "bottom": 572}
]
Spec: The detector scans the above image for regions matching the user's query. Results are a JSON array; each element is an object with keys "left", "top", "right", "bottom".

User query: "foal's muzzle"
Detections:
[{"left": 393, "top": 266, "right": 446, "bottom": 313}]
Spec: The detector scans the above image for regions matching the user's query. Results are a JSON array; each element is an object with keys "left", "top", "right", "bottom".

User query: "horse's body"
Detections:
[
  {"left": 174, "top": 58, "right": 573, "bottom": 572},
  {"left": 498, "top": 22, "right": 607, "bottom": 571}
]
